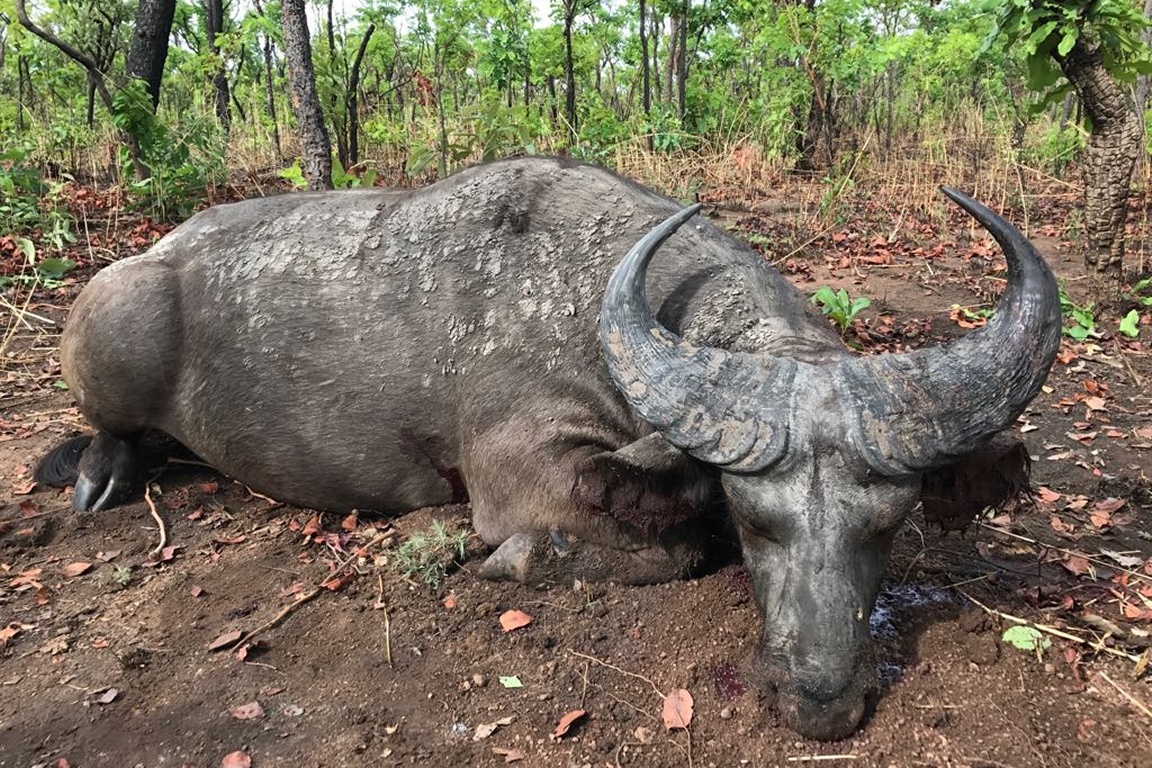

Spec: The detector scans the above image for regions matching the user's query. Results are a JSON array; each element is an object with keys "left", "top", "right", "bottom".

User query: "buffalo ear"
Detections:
[
  {"left": 920, "top": 433, "right": 1032, "bottom": 532},
  {"left": 573, "top": 433, "right": 713, "bottom": 534}
]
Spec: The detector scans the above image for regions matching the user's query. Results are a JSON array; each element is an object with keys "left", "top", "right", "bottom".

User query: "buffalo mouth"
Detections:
[{"left": 759, "top": 654, "right": 876, "bottom": 741}]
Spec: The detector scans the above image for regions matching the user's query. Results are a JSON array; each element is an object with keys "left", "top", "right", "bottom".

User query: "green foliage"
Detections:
[
  {"left": 1119, "top": 310, "right": 1140, "bottom": 337},
  {"left": 1059, "top": 285, "right": 1097, "bottom": 340},
  {"left": 1118, "top": 277, "right": 1152, "bottom": 337},
  {"left": 112, "top": 80, "right": 224, "bottom": 221},
  {"left": 278, "top": 158, "right": 379, "bottom": 190},
  {"left": 407, "top": 101, "right": 539, "bottom": 176},
  {"left": 393, "top": 520, "right": 470, "bottom": 590},
  {"left": 984, "top": 0, "right": 1152, "bottom": 110},
  {"left": 0, "top": 145, "right": 75, "bottom": 251},
  {"left": 810, "top": 286, "right": 871, "bottom": 335},
  {"left": 1002, "top": 624, "right": 1051, "bottom": 655}
]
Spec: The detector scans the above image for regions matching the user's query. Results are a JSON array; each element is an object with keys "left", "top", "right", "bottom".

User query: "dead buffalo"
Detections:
[{"left": 37, "top": 156, "right": 1060, "bottom": 740}]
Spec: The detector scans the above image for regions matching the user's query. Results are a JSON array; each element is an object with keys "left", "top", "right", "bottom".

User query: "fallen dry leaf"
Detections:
[
  {"left": 229, "top": 701, "right": 264, "bottom": 720},
  {"left": 473, "top": 716, "right": 514, "bottom": 741},
  {"left": 92, "top": 688, "right": 118, "bottom": 705},
  {"left": 208, "top": 630, "right": 242, "bottom": 651},
  {"left": 1049, "top": 515, "right": 1076, "bottom": 536},
  {"left": 341, "top": 513, "right": 359, "bottom": 531},
  {"left": 221, "top": 751, "right": 251, "bottom": 768},
  {"left": 552, "top": 708, "right": 586, "bottom": 739},
  {"left": 499, "top": 609, "right": 533, "bottom": 632},
  {"left": 491, "top": 747, "right": 525, "bottom": 763},
  {"left": 60, "top": 561, "right": 93, "bottom": 578},
  {"left": 662, "top": 689, "right": 694, "bottom": 730},
  {"left": 1061, "top": 554, "right": 1094, "bottom": 578},
  {"left": 1036, "top": 487, "right": 1061, "bottom": 503},
  {"left": 94, "top": 550, "right": 121, "bottom": 562}
]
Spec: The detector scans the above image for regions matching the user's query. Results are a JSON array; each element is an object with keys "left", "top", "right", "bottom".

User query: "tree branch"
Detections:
[{"left": 14, "top": 0, "right": 113, "bottom": 110}]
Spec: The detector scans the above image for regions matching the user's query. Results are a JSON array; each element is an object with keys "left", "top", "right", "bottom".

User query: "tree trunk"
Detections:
[
  {"left": 1056, "top": 38, "right": 1141, "bottom": 286},
  {"left": 346, "top": 24, "right": 375, "bottom": 168},
  {"left": 204, "top": 0, "right": 230, "bottom": 131},
  {"left": 253, "top": 0, "right": 281, "bottom": 159},
  {"left": 563, "top": 0, "right": 577, "bottom": 140},
  {"left": 676, "top": 0, "right": 688, "bottom": 123},
  {"left": 639, "top": 0, "right": 650, "bottom": 116},
  {"left": 1136, "top": 0, "right": 1152, "bottom": 116},
  {"left": 281, "top": 0, "right": 333, "bottom": 190},
  {"left": 126, "top": 0, "right": 176, "bottom": 110}
]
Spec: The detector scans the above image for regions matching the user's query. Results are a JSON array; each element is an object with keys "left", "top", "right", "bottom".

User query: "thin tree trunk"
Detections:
[
  {"left": 125, "top": 0, "right": 176, "bottom": 110},
  {"left": 281, "top": 0, "right": 333, "bottom": 190},
  {"left": 346, "top": 24, "right": 375, "bottom": 168},
  {"left": 563, "top": 0, "right": 577, "bottom": 140},
  {"left": 676, "top": 0, "right": 687, "bottom": 123},
  {"left": 253, "top": 0, "right": 281, "bottom": 159},
  {"left": 204, "top": 0, "right": 230, "bottom": 131},
  {"left": 1056, "top": 38, "right": 1141, "bottom": 286},
  {"left": 639, "top": 0, "right": 651, "bottom": 150}
]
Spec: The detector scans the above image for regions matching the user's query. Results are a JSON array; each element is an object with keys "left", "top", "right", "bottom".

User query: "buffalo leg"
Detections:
[{"left": 467, "top": 427, "right": 711, "bottom": 585}]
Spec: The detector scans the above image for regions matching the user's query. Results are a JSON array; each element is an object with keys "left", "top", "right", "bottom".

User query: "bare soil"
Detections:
[{"left": 1, "top": 184, "right": 1151, "bottom": 768}]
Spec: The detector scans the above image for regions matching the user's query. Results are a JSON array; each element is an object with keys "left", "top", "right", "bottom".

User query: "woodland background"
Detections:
[{"left": 3, "top": 0, "right": 1152, "bottom": 301}]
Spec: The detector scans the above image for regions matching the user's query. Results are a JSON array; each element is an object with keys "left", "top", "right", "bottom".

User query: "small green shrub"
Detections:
[
  {"left": 811, "top": 286, "right": 871, "bottom": 335},
  {"left": 393, "top": 520, "right": 470, "bottom": 590},
  {"left": 1058, "top": 285, "right": 1097, "bottom": 340}
]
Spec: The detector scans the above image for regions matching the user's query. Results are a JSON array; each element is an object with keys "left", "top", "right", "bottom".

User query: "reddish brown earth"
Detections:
[{"left": 1, "top": 182, "right": 1151, "bottom": 768}]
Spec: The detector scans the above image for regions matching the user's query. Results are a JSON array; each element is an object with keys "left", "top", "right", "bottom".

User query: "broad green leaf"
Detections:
[
  {"left": 1119, "top": 310, "right": 1140, "bottom": 337},
  {"left": 1002, "top": 625, "right": 1051, "bottom": 652},
  {"left": 1056, "top": 25, "right": 1078, "bottom": 57},
  {"left": 498, "top": 676, "right": 523, "bottom": 688}
]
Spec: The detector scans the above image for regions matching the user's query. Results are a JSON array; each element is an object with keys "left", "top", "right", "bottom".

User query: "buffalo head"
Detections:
[{"left": 599, "top": 190, "right": 1060, "bottom": 739}]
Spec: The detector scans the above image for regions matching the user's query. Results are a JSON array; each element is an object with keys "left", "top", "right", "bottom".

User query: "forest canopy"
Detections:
[{"left": 2, "top": 0, "right": 1151, "bottom": 285}]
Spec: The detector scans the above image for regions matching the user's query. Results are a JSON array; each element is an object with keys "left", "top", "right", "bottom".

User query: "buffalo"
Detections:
[{"left": 37, "top": 157, "right": 1060, "bottom": 739}]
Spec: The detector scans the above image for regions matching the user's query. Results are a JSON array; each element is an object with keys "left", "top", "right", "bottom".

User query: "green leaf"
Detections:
[
  {"left": 16, "top": 237, "right": 36, "bottom": 262},
  {"left": 52, "top": 380, "right": 69, "bottom": 390},
  {"left": 1056, "top": 25, "right": 1078, "bottom": 57},
  {"left": 1025, "top": 20, "right": 1059, "bottom": 54},
  {"left": 1002, "top": 625, "right": 1051, "bottom": 652},
  {"left": 36, "top": 258, "right": 76, "bottom": 280},
  {"left": 498, "top": 676, "right": 523, "bottom": 688},
  {"left": 1119, "top": 310, "right": 1140, "bottom": 337}
]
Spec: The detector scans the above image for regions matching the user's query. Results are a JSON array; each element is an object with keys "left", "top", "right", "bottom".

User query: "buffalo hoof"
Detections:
[
  {"left": 477, "top": 529, "right": 690, "bottom": 585},
  {"left": 73, "top": 432, "right": 139, "bottom": 512},
  {"left": 477, "top": 531, "right": 561, "bottom": 583}
]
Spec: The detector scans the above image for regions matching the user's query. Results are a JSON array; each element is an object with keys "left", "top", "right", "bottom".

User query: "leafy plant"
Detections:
[
  {"left": 1002, "top": 624, "right": 1051, "bottom": 657},
  {"left": 811, "top": 286, "right": 871, "bottom": 335},
  {"left": 0, "top": 237, "right": 77, "bottom": 290},
  {"left": 1117, "top": 276, "right": 1152, "bottom": 337},
  {"left": 393, "top": 520, "right": 470, "bottom": 589},
  {"left": 1058, "top": 286, "right": 1097, "bottom": 340},
  {"left": 0, "top": 145, "right": 75, "bottom": 250}
]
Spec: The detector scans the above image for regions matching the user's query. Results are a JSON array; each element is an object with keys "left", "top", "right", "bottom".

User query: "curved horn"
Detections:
[
  {"left": 599, "top": 205, "right": 795, "bottom": 471},
  {"left": 836, "top": 187, "right": 1061, "bottom": 474}
]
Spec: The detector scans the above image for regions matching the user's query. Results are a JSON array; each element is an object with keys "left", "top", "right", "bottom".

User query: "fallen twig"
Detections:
[
  {"left": 376, "top": 572, "right": 393, "bottom": 667},
  {"left": 231, "top": 531, "right": 393, "bottom": 651},
  {"left": 786, "top": 756, "right": 859, "bottom": 763},
  {"left": 144, "top": 483, "right": 168, "bottom": 555},
  {"left": 1096, "top": 670, "right": 1152, "bottom": 723},
  {"left": 977, "top": 522, "right": 1152, "bottom": 586},
  {"left": 569, "top": 649, "right": 667, "bottom": 699},
  {"left": 960, "top": 591, "right": 1143, "bottom": 664}
]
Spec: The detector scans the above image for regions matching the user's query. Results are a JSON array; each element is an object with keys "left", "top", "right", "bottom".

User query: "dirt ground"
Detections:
[{"left": 1, "top": 181, "right": 1151, "bottom": 768}]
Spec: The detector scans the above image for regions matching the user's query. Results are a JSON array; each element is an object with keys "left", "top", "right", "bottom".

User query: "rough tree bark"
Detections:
[
  {"left": 126, "top": 0, "right": 176, "bottom": 110},
  {"left": 346, "top": 24, "right": 375, "bottom": 167},
  {"left": 281, "top": 0, "right": 333, "bottom": 190},
  {"left": 1056, "top": 38, "right": 1142, "bottom": 286},
  {"left": 563, "top": 0, "right": 578, "bottom": 139}
]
